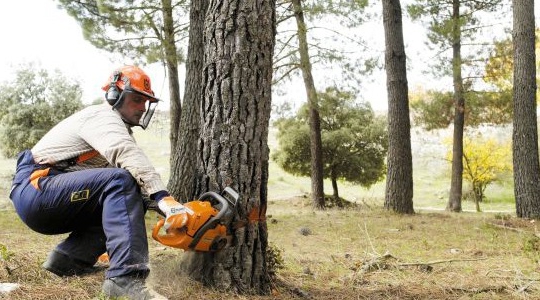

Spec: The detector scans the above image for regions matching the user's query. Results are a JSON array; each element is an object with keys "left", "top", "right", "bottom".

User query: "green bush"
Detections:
[{"left": 0, "top": 64, "right": 83, "bottom": 157}]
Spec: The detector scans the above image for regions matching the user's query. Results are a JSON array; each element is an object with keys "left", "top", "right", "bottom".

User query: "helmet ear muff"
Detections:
[{"left": 106, "top": 71, "right": 122, "bottom": 106}]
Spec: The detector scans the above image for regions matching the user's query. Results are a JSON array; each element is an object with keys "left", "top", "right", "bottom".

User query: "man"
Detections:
[{"left": 9, "top": 65, "right": 185, "bottom": 300}]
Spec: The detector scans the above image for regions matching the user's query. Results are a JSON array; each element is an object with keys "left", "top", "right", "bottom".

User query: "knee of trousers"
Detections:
[
  {"left": 102, "top": 169, "right": 143, "bottom": 206},
  {"left": 108, "top": 168, "right": 139, "bottom": 191}
]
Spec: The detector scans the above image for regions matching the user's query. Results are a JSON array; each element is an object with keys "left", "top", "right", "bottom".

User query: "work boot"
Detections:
[
  {"left": 42, "top": 250, "right": 103, "bottom": 277},
  {"left": 102, "top": 274, "right": 167, "bottom": 300}
]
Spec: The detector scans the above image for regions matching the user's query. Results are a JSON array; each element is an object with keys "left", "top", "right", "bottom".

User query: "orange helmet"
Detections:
[
  {"left": 102, "top": 65, "right": 160, "bottom": 129},
  {"left": 102, "top": 65, "right": 159, "bottom": 105}
]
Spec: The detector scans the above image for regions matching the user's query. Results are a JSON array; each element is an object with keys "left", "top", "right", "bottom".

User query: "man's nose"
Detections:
[{"left": 139, "top": 101, "right": 147, "bottom": 112}]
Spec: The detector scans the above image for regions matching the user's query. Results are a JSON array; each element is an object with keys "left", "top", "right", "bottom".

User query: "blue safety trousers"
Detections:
[{"left": 9, "top": 150, "right": 149, "bottom": 279}]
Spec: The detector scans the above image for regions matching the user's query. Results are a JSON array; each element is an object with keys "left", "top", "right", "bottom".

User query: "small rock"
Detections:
[
  {"left": 299, "top": 227, "right": 312, "bottom": 236},
  {"left": 0, "top": 283, "right": 20, "bottom": 294},
  {"left": 418, "top": 265, "right": 433, "bottom": 273},
  {"left": 450, "top": 248, "right": 461, "bottom": 254},
  {"left": 292, "top": 287, "right": 310, "bottom": 298}
]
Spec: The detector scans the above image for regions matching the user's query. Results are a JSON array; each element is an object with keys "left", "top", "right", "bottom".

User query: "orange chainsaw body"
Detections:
[{"left": 152, "top": 200, "right": 230, "bottom": 252}]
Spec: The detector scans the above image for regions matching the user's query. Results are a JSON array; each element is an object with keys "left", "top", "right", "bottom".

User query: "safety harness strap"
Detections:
[
  {"left": 30, "top": 168, "right": 50, "bottom": 190},
  {"left": 29, "top": 150, "right": 99, "bottom": 190},
  {"left": 76, "top": 150, "right": 99, "bottom": 163}
]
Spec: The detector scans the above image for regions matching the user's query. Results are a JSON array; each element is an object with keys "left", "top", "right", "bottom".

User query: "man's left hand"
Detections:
[{"left": 158, "top": 196, "right": 188, "bottom": 230}]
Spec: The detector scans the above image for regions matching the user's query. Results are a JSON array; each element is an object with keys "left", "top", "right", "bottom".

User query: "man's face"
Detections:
[{"left": 117, "top": 92, "right": 151, "bottom": 126}]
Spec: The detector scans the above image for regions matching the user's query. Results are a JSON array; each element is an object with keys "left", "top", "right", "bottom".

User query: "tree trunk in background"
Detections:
[
  {"left": 161, "top": 0, "right": 182, "bottom": 157},
  {"left": 292, "top": 0, "right": 325, "bottom": 209},
  {"left": 447, "top": 0, "right": 464, "bottom": 212},
  {"left": 168, "top": 0, "right": 207, "bottom": 201},
  {"left": 182, "top": 0, "right": 276, "bottom": 293},
  {"left": 382, "top": 0, "right": 414, "bottom": 214},
  {"left": 331, "top": 176, "right": 339, "bottom": 201},
  {"left": 512, "top": 0, "right": 540, "bottom": 219}
]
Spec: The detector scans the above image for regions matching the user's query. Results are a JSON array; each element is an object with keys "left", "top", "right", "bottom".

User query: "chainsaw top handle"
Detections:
[
  {"left": 187, "top": 187, "right": 239, "bottom": 249},
  {"left": 199, "top": 187, "right": 238, "bottom": 214}
]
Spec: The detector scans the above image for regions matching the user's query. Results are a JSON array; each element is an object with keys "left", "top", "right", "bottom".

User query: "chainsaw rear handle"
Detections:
[{"left": 151, "top": 218, "right": 168, "bottom": 243}]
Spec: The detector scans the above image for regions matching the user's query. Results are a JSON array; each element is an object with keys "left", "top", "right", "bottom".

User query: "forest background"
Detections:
[{"left": 0, "top": 0, "right": 539, "bottom": 299}]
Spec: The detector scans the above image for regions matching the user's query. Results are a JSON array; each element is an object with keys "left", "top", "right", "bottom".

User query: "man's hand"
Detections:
[{"left": 157, "top": 196, "right": 188, "bottom": 230}]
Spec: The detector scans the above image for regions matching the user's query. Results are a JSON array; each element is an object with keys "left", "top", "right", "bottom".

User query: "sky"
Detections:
[
  {"left": 0, "top": 1, "right": 538, "bottom": 112},
  {"left": 0, "top": 1, "right": 111, "bottom": 101},
  {"left": 0, "top": 1, "right": 168, "bottom": 105}
]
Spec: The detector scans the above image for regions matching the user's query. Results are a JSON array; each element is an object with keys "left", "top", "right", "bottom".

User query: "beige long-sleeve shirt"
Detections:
[{"left": 31, "top": 103, "right": 166, "bottom": 195}]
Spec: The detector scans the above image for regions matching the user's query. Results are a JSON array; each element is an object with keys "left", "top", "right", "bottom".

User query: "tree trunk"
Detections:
[
  {"left": 183, "top": 0, "right": 276, "bottom": 294},
  {"left": 474, "top": 198, "right": 481, "bottom": 212},
  {"left": 382, "top": 0, "right": 414, "bottom": 214},
  {"left": 168, "top": 0, "right": 207, "bottom": 201},
  {"left": 161, "top": 0, "right": 182, "bottom": 157},
  {"left": 447, "top": 0, "right": 464, "bottom": 213},
  {"left": 512, "top": 0, "right": 540, "bottom": 219},
  {"left": 331, "top": 176, "right": 339, "bottom": 201},
  {"left": 473, "top": 184, "right": 482, "bottom": 212},
  {"left": 291, "top": 0, "right": 325, "bottom": 209}
]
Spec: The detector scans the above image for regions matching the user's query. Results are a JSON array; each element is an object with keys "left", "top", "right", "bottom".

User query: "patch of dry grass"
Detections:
[{"left": 1, "top": 199, "right": 540, "bottom": 299}]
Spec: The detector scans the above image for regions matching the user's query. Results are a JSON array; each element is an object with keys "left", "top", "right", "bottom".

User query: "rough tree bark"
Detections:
[
  {"left": 182, "top": 0, "right": 276, "bottom": 294},
  {"left": 512, "top": 0, "right": 540, "bottom": 219},
  {"left": 382, "top": 0, "right": 414, "bottom": 214},
  {"left": 292, "top": 0, "right": 325, "bottom": 209},
  {"left": 446, "top": 0, "right": 465, "bottom": 212},
  {"left": 168, "top": 0, "right": 208, "bottom": 201},
  {"left": 162, "top": 0, "right": 182, "bottom": 157}
]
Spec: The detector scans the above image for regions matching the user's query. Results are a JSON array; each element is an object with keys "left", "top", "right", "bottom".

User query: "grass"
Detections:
[
  {"left": 1, "top": 202, "right": 539, "bottom": 299},
  {"left": 1, "top": 124, "right": 532, "bottom": 299}
]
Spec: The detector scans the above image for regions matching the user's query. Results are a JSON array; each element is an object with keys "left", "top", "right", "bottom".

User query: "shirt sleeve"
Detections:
[{"left": 78, "top": 107, "right": 167, "bottom": 195}]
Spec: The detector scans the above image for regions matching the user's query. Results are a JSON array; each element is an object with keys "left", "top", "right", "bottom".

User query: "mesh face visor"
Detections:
[
  {"left": 140, "top": 99, "right": 159, "bottom": 129},
  {"left": 120, "top": 89, "right": 160, "bottom": 129}
]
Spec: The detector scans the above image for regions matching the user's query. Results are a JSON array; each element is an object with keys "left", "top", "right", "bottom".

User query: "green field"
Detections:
[
  {"left": 0, "top": 124, "right": 516, "bottom": 213},
  {"left": 133, "top": 123, "right": 516, "bottom": 213}
]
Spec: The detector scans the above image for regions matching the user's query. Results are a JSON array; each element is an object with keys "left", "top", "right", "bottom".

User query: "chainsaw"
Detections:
[{"left": 151, "top": 187, "right": 238, "bottom": 252}]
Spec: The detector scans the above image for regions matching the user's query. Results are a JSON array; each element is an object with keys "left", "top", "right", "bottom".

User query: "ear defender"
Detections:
[{"left": 106, "top": 71, "right": 122, "bottom": 106}]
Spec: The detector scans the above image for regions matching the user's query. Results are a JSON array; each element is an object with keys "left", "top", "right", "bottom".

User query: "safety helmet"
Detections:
[
  {"left": 102, "top": 65, "right": 160, "bottom": 129},
  {"left": 102, "top": 65, "right": 159, "bottom": 104}
]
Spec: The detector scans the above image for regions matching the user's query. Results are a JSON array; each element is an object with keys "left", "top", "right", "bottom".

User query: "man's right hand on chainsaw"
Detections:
[{"left": 158, "top": 196, "right": 188, "bottom": 230}]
